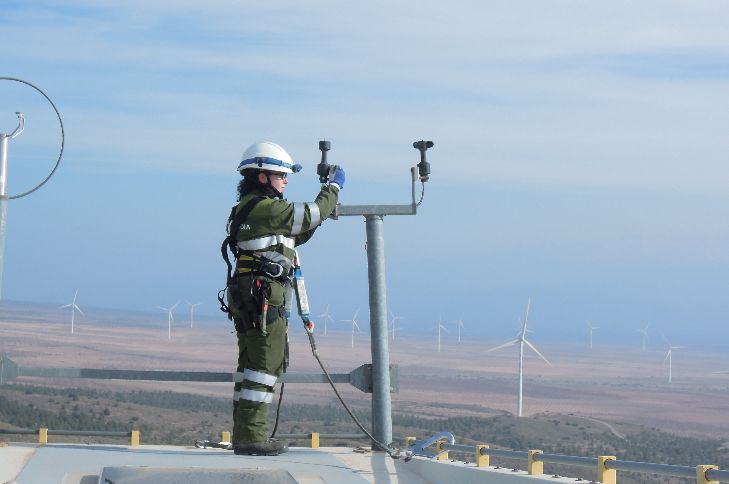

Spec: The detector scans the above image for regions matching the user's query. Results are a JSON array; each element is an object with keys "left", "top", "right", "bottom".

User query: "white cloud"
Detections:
[{"left": 3, "top": 0, "right": 729, "bottom": 193}]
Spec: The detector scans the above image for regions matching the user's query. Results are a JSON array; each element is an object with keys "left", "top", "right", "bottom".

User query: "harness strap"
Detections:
[
  {"left": 218, "top": 196, "right": 265, "bottom": 316},
  {"left": 222, "top": 196, "right": 265, "bottom": 283}
]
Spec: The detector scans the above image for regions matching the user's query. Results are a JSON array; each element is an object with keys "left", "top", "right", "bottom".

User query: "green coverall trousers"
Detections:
[{"left": 233, "top": 315, "right": 287, "bottom": 444}]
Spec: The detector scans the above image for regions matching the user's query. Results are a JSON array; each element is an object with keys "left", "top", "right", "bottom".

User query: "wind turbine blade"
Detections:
[
  {"left": 661, "top": 332, "right": 670, "bottom": 346},
  {"left": 664, "top": 349, "right": 671, "bottom": 362},
  {"left": 157, "top": 306, "right": 168, "bottom": 311},
  {"left": 486, "top": 339, "right": 518, "bottom": 353},
  {"left": 73, "top": 304, "right": 84, "bottom": 315},
  {"left": 60, "top": 304, "right": 72, "bottom": 309},
  {"left": 353, "top": 321, "right": 361, "bottom": 332},
  {"left": 524, "top": 339, "right": 551, "bottom": 366},
  {"left": 672, "top": 346, "right": 687, "bottom": 349},
  {"left": 171, "top": 301, "right": 180, "bottom": 311},
  {"left": 440, "top": 324, "right": 450, "bottom": 333}
]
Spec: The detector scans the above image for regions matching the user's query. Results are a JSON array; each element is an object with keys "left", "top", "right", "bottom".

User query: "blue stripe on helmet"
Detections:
[{"left": 238, "top": 156, "right": 303, "bottom": 173}]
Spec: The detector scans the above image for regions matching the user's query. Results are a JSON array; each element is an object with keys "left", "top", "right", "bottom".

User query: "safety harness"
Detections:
[{"left": 219, "top": 196, "right": 261, "bottom": 317}]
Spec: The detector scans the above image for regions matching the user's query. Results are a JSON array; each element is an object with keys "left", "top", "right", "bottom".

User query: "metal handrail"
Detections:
[
  {"left": 0, "top": 428, "right": 132, "bottom": 437},
  {"left": 606, "top": 459, "right": 697, "bottom": 478},
  {"left": 537, "top": 452, "right": 597, "bottom": 467},
  {"left": 276, "top": 432, "right": 368, "bottom": 440},
  {"left": 435, "top": 441, "right": 729, "bottom": 483}
]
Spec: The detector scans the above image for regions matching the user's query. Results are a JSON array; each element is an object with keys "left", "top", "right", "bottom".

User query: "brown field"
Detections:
[{"left": 2, "top": 307, "right": 728, "bottom": 441}]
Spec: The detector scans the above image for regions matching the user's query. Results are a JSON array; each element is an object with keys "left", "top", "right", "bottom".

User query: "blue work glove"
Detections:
[{"left": 331, "top": 165, "right": 345, "bottom": 190}]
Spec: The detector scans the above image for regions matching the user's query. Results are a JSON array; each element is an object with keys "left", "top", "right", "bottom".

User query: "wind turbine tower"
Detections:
[
  {"left": 453, "top": 319, "right": 464, "bottom": 343},
  {"left": 486, "top": 299, "right": 551, "bottom": 417},
  {"left": 158, "top": 302, "right": 179, "bottom": 340},
  {"left": 662, "top": 334, "right": 685, "bottom": 384},
  {"left": 186, "top": 301, "right": 201, "bottom": 328},
  {"left": 638, "top": 325, "right": 649, "bottom": 352},
  {"left": 60, "top": 289, "right": 83, "bottom": 334},
  {"left": 389, "top": 310, "right": 403, "bottom": 341},
  {"left": 437, "top": 315, "right": 449, "bottom": 353},
  {"left": 340, "top": 309, "right": 361, "bottom": 349},
  {"left": 317, "top": 305, "right": 334, "bottom": 336},
  {"left": 588, "top": 322, "right": 599, "bottom": 350}
]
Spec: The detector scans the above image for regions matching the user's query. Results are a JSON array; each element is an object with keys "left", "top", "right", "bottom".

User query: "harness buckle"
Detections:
[{"left": 261, "top": 261, "right": 285, "bottom": 279}]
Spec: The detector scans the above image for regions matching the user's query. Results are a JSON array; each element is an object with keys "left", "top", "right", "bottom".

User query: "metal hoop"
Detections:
[{"left": 0, "top": 77, "right": 65, "bottom": 199}]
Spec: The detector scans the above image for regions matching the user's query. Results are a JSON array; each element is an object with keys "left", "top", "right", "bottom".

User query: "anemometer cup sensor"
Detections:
[{"left": 412, "top": 140, "right": 433, "bottom": 182}]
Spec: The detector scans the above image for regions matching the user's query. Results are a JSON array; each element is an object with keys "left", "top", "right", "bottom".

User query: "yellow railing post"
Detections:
[
  {"left": 310, "top": 432, "right": 320, "bottom": 449},
  {"left": 598, "top": 456, "right": 616, "bottom": 484},
  {"left": 38, "top": 427, "right": 48, "bottom": 444},
  {"left": 435, "top": 438, "right": 449, "bottom": 461},
  {"left": 696, "top": 465, "right": 719, "bottom": 484},
  {"left": 405, "top": 436, "right": 416, "bottom": 447},
  {"left": 475, "top": 444, "right": 490, "bottom": 467},
  {"left": 528, "top": 450, "right": 544, "bottom": 475},
  {"left": 221, "top": 431, "right": 231, "bottom": 443},
  {"left": 130, "top": 430, "right": 140, "bottom": 447}
]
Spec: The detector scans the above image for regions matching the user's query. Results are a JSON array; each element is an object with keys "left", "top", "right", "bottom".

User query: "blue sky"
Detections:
[{"left": 1, "top": 1, "right": 728, "bottom": 346}]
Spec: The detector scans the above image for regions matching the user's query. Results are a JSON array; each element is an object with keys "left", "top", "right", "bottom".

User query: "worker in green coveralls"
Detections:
[{"left": 226, "top": 141, "right": 344, "bottom": 455}]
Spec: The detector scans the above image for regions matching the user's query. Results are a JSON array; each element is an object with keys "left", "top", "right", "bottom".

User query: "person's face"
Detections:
[{"left": 259, "top": 171, "right": 288, "bottom": 193}]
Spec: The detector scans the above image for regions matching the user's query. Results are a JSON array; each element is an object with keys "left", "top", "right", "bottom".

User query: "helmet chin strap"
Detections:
[{"left": 259, "top": 172, "right": 283, "bottom": 199}]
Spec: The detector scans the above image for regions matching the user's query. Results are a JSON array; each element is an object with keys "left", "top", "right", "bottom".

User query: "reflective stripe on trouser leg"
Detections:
[
  {"left": 234, "top": 368, "right": 278, "bottom": 386},
  {"left": 233, "top": 314, "right": 287, "bottom": 444}
]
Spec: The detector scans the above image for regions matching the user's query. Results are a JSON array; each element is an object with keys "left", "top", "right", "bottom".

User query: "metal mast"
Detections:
[
  {"left": 326, "top": 140, "right": 433, "bottom": 448},
  {"left": 0, "top": 113, "right": 25, "bottom": 298}
]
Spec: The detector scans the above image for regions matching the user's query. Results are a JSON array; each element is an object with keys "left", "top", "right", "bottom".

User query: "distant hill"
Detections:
[
  {"left": 1, "top": 383, "right": 727, "bottom": 484},
  {"left": 0, "top": 299, "right": 225, "bottom": 329}
]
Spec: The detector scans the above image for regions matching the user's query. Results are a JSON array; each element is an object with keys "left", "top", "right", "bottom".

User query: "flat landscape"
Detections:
[{"left": 2, "top": 301, "right": 729, "bottom": 442}]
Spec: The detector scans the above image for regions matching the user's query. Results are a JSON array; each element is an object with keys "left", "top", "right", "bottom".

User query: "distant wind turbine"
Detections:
[
  {"left": 437, "top": 315, "right": 449, "bottom": 353},
  {"left": 389, "top": 310, "right": 403, "bottom": 341},
  {"left": 452, "top": 319, "right": 464, "bottom": 343},
  {"left": 340, "top": 309, "right": 361, "bottom": 348},
  {"left": 157, "top": 301, "right": 179, "bottom": 340},
  {"left": 60, "top": 289, "right": 83, "bottom": 334},
  {"left": 185, "top": 301, "right": 201, "bottom": 328},
  {"left": 662, "top": 333, "right": 685, "bottom": 384},
  {"left": 486, "top": 298, "right": 551, "bottom": 417},
  {"left": 317, "top": 305, "right": 335, "bottom": 336},
  {"left": 637, "top": 325, "right": 649, "bottom": 352},
  {"left": 588, "top": 322, "right": 599, "bottom": 350}
]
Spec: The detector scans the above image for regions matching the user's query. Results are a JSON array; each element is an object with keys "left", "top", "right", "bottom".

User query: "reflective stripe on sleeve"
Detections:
[
  {"left": 237, "top": 234, "right": 296, "bottom": 251},
  {"left": 291, "top": 203, "right": 305, "bottom": 235},
  {"left": 243, "top": 368, "right": 278, "bottom": 387},
  {"left": 308, "top": 203, "right": 321, "bottom": 228},
  {"left": 236, "top": 388, "right": 274, "bottom": 404}
]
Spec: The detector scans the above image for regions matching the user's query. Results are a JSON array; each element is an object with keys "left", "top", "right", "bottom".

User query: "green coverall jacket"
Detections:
[{"left": 230, "top": 183, "right": 339, "bottom": 444}]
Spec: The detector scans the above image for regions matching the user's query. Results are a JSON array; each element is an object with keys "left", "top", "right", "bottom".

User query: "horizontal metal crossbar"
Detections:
[
  {"left": 0, "top": 355, "right": 399, "bottom": 393},
  {"left": 335, "top": 204, "right": 416, "bottom": 216}
]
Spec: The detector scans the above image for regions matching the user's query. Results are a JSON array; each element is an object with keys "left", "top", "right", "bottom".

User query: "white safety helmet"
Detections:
[{"left": 237, "top": 141, "right": 302, "bottom": 175}]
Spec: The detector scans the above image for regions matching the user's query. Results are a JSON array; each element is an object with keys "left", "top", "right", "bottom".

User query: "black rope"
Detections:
[
  {"left": 303, "top": 327, "right": 406, "bottom": 459},
  {"left": 269, "top": 382, "right": 285, "bottom": 438},
  {"left": 416, "top": 180, "right": 426, "bottom": 207}
]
